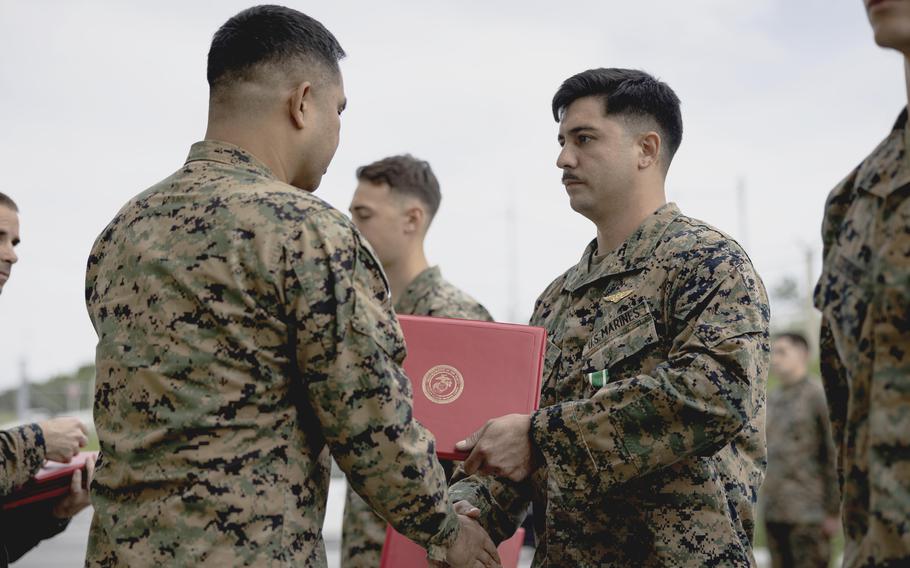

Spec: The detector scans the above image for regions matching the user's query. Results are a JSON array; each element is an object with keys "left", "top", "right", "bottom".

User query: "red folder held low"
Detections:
[
  {"left": 380, "top": 525, "right": 525, "bottom": 568},
  {"left": 1, "top": 451, "right": 97, "bottom": 510},
  {"left": 398, "top": 315, "right": 546, "bottom": 460}
]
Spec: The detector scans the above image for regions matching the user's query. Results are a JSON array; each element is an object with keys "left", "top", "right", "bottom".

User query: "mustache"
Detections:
[{"left": 562, "top": 173, "right": 582, "bottom": 183}]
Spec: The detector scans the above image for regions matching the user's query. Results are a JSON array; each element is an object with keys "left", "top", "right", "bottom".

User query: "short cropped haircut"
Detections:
[
  {"left": 207, "top": 5, "right": 346, "bottom": 90},
  {"left": 0, "top": 192, "right": 17, "bottom": 212},
  {"left": 774, "top": 332, "right": 810, "bottom": 352},
  {"left": 552, "top": 68, "right": 683, "bottom": 169},
  {"left": 357, "top": 155, "right": 442, "bottom": 220}
]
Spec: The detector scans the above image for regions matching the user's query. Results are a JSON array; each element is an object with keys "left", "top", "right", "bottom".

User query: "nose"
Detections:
[
  {"left": 557, "top": 144, "right": 576, "bottom": 170},
  {"left": 0, "top": 243, "right": 16, "bottom": 265}
]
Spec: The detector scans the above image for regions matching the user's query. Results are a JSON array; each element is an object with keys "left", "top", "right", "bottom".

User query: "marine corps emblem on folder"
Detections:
[{"left": 422, "top": 365, "right": 465, "bottom": 404}]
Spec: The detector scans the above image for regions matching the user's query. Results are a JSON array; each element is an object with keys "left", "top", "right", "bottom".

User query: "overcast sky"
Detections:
[{"left": 0, "top": 0, "right": 904, "bottom": 389}]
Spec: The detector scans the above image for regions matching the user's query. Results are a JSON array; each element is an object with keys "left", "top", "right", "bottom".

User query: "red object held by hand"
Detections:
[
  {"left": 2, "top": 451, "right": 98, "bottom": 510},
  {"left": 397, "top": 315, "right": 546, "bottom": 460}
]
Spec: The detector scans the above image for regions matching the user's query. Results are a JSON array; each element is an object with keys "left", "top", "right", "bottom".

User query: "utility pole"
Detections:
[
  {"left": 16, "top": 357, "right": 29, "bottom": 422},
  {"left": 505, "top": 184, "right": 520, "bottom": 323},
  {"left": 803, "top": 245, "right": 820, "bottom": 358},
  {"left": 736, "top": 177, "right": 749, "bottom": 251}
]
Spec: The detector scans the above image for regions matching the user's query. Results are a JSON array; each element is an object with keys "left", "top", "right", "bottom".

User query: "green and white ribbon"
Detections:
[{"left": 587, "top": 369, "right": 609, "bottom": 389}]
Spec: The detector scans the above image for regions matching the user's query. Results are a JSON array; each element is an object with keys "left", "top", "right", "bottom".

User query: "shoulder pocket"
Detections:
[{"left": 350, "top": 244, "right": 406, "bottom": 362}]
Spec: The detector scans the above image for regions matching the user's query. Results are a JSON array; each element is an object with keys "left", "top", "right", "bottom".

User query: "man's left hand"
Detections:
[
  {"left": 52, "top": 453, "right": 95, "bottom": 519},
  {"left": 457, "top": 414, "right": 534, "bottom": 482}
]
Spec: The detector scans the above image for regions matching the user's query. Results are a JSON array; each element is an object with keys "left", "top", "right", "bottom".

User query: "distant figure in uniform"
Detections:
[
  {"left": 341, "top": 155, "right": 493, "bottom": 567},
  {"left": 83, "top": 7, "right": 498, "bottom": 567},
  {"left": 813, "top": 1, "right": 910, "bottom": 565},
  {"left": 0, "top": 192, "right": 94, "bottom": 566},
  {"left": 447, "top": 68, "right": 771, "bottom": 566},
  {"left": 761, "top": 332, "right": 839, "bottom": 568}
]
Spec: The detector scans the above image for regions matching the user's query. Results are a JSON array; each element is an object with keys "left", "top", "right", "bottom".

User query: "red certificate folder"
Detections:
[
  {"left": 1, "top": 451, "right": 97, "bottom": 510},
  {"left": 398, "top": 315, "right": 546, "bottom": 460},
  {"left": 380, "top": 525, "right": 525, "bottom": 568}
]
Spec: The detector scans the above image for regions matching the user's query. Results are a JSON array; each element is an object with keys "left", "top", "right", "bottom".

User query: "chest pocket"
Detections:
[{"left": 582, "top": 312, "right": 660, "bottom": 377}]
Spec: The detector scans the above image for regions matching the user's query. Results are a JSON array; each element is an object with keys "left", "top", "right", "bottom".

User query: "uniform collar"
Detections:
[
  {"left": 395, "top": 266, "right": 443, "bottom": 313},
  {"left": 185, "top": 140, "right": 277, "bottom": 180},
  {"left": 564, "top": 202, "right": 681, "bottom": 293},
  {"left": 854, "top": 107, "right": 910, "bottom": 199}
]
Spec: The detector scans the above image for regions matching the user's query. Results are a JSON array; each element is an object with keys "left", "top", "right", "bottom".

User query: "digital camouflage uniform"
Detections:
[
  {"left": 84, "top": 141, "right": 460, "bottom": 566},
  {"left": 0, "top": 424, "right": 46, "bottom": 495},
  {"left": 0, "top": 423, "right": 69, "bottom": 566},
  {"left": 761, "top": 377, "right": 839, "bottom": 568},
  {"left": 451, "top": 203, "right": 770, "bottom": 567},
  {"left": 814, "top": 109, "right": 910, "bottom": 567},
  {"left": 341, "top": 265, "right": 492, "bottom": 567}
]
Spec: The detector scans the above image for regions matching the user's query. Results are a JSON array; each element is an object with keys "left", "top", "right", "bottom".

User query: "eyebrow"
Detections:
[
  {"left": 568, "top": 125, "right": 599, "bottom": 135},
  {"left": 558, "top": 125, "right": 600, "bottom": 140}
]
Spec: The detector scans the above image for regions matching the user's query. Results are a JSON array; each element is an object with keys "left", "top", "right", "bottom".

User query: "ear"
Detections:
[
  {"left": 403, "top": 205, "right": 425, "bottom": 235},
  {"left": 638, "top": 131, "right": 661, "bottom": 170},
  {"left": 288, "top": 81, "right": 313, "bottom": 130}
]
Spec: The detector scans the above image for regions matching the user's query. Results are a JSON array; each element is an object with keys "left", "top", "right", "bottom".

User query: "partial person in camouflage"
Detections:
[
  {"left": 0, "top": 192, "right": 95, "bottom": 566},
  {"left": 446, "top": 68, "right": 770, "bottom": 567},
  {"left": 761, "top": 333, "right": 839, "bottom": 568},
  {"left": 341, "top": 155, "right": 493, "bottom": 567},
  {"left": 83, "top": 7, "right": 498, "bottom": 567},
  {"left": 813, "top": 2, "right": 910, "bottom": 566}
]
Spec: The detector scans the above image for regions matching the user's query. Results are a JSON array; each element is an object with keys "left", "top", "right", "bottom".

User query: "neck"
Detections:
[
  {"left": 905, "top": 56, "right": 910, "bottom": 112},
  {"left": 781, "top": 373, "right": 807, "bottom": 387},
  {"left": 593, "top": 188, "right": 666, "bottom": 255},
  {"left": 385, "top": 246, "right": 429, "bottom": 304},
  {"left": 205, "top": 119, "right": 293, "bottom": 184}
]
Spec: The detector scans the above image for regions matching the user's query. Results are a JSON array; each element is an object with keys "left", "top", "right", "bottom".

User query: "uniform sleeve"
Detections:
[
  {"left": 530, "top": 245, "right": 769, "bottom": 492},
  {"left": 814, "top": 379, "right": 841, "bottom": 516},
  {"left": 284, "top": 210, "right": 458, "bottom": 560},
  {"left": 814, "top": 174, "right": 854, "bottom": 490},
  {"left": 447, "top": 469, "right": 531, "bottom": 545},
  {"left": 819, "top": 318, "right": 848, "bottom": 491},
  {"left": 0, "top": 424, "right": 47, "bottom": 496}
]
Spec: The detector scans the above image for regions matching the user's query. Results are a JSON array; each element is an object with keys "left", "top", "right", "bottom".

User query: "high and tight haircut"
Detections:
[
  {"left": 357, "top": 155, "right": 442, "bottom": 220},
  {"left": 774, "top": 332, "right": 810, "bottom": 353},
  {"left": 0, "top": 192, "right": 17, "bottom": 212},
  {"left": 552, "top": 68, "right": 683, "bottom": 169},
  {"left": 207, "top": 5, "right": 346, "bottom": 91}
]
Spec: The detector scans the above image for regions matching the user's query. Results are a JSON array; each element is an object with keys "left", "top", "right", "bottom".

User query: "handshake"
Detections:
[
  {"left": 431, "top": 413, "right": 537, "bottom": 568},
  {"left": 433, "top": 500, "right": 500, "bottom": 568}
]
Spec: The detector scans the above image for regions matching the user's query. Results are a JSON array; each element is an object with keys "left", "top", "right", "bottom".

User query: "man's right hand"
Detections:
[
  {"left": 435, "top": 508, "right": 501, "bottom": 568},
  {"left": 38, "top": 417, "right": 88, "bottom": 463}
]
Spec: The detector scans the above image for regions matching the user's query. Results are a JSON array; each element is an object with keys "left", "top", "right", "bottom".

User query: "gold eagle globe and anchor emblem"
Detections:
[{"left": 421, "top": 364, "right": 465, "bottom": 404}]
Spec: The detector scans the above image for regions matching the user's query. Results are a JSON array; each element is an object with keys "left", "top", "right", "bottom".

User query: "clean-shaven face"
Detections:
[
  {"left": 294, "top": 73, "right": 348, "bottom": 192},
  {"left": 349, "top": 180, "right": 409, "bottom": 267},
  {"left": 865, "top": 0, "right": 910, "bottom": 51},
  {"left": 770, "top": 338, "right": 809, "bottom": 382},
  {"left": 0, "top": 205, "right": 20, "bottom": 294}
]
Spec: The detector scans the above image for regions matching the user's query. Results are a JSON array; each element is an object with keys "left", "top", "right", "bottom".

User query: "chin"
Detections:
[
  {"left": 873, "top": 26, "right": 910, "bottom": 50},
  {"left": 869, "top": 12, "right": 910, "bottom": 51},
  {"left": 292, "top": 177, "right": 321, "bottom": 193}
]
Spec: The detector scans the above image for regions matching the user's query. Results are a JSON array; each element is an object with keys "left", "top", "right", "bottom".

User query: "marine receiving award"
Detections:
[{"left": 398, "top": 315, "right": 547, "bottom": 460}]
